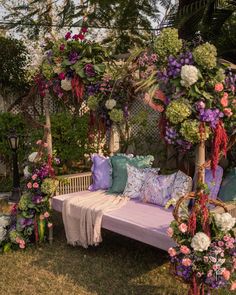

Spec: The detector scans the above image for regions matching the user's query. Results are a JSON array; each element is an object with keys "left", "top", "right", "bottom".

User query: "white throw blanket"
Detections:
[{"left": 62, "top": 190, "right": 128, "bottom": 248}]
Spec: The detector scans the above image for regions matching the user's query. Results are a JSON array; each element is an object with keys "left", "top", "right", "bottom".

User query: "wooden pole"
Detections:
[
  {"left": 44, "top": 91, "right": 53, "bottom": 156},
  {"left": 195, "top": 140, "right": 205, "bottom": 189}
]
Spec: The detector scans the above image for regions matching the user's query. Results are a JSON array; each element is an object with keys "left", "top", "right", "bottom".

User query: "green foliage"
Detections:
[
  {"left": 0, "top": 112, "right": 29, "bottom": 168},
  {"left": 0, "top": 36, "right": 29, "bottom": 92}
]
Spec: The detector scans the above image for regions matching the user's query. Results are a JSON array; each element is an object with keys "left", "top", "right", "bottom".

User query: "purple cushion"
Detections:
[
  {"left": 205, "top": 165, "right": 223, "bottom": 199},
  {"left": 89, "top": 154, "right": 112, "bottom": 191}
]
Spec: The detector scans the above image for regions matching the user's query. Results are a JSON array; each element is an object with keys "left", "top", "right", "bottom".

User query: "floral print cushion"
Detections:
[
  {"left": 123, "top": 164, "right": 160, "bottom": 199},
  {"left": 140, "top": 170, "right": 193, "bottom": 207}
]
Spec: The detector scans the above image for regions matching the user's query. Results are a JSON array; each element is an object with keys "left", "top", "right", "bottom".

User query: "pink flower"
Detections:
[
  {"left": 43, "top": 142, "right": 48, "bottom": 148},
  {"left": 210, "top": 256, "right": 217, "bottom": 263},
  {"left": 222, "top": 269, "right": 231, "bottom": 281},
  {"left": 167, "top": 227, "right": 173, "bottom": 237},
  {"left": 39, "top": 215, "right": 45, "bottom": 221},
  {"left": 182, "top": 258, "right": 192, "bottom": 267},
  {"left": 36, "top": 140, "right": 42, "bottom": 145},
  {"left": 197, "top": 272, "right": 202, "bottom": 278},
  {"left": 224, "top": 108, "right": 233, "bottom": 117},
  {"left": 27, "top": 182, "right": 32, "bottom": 189},
  {"left": 218, "top": 241, "right": 224, "bottom": 247},
  {"left": 33, "top": 182, "right": 39, "bottom": 189},
  {"left": 81, "top": 27, "right": 88, "bottom": 33},
  {"left": 44, "top": 212, "right": 50, "bottom": 218},
  {"left": 19, "top": 242, "right": 25, "bottom": 249},
  {"left": 180, "top": 245, "right": 191, "bottom": 255},
  {"left": 178, "top": 223, "right": 188, "bottom": 233},
  {"left": 78, "top": 33, "right": 85, "bottom": 40},
  {"left": 225, "top": 242, "right": 234, "bottom": 249},
  {"left": 48, "top": 222, "right": 53, "bottom": 228},
  {"left": 231, "top": 281, "right": 236, "bottom": 291},
  {"left": 214, "top": 83, "right": 224, "bottom": 92},
  {"left": 72, "top": 34, "right": 79, "bottom": 40},
  {"left": 59, "top": 44, "right": 65, "bottom": 51},
  {"left": 32, "top": 174, "right": 37, "bottom": 181},
  {"left": 207, "top": 270, "right": 213, "bottom": 277},
  {"left": 223, "top": 235, "right": 230, "bottom": 242},
  {"left": 213, "top": 264, "right": 220, "bottom": 271},
  {"left": 65, "top": 32, "right": 71, "bottom": 40},
  {"left": 168, "top": 247, "right": 177, "bottom": 257},
  {"left": 220, "top": 96, "right": 228, "bottom": 107},
  {"left": 15, "top": 237, "right": 21, "bottom": 243},
  {"left": 58, "top": 72, "right": 66, "bottom": 80}
]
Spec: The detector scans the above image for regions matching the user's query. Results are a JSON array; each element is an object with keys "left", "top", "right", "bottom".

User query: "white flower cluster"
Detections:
[
  {"left": 180, "top": 65, "right": 199, "bottom": 87},
  {"left": 61, "top": 79, "right": 72, "bottom": 91},
  {"left": 191, "top": 232, "right": 211, "bottom": 252},
  {"left": 0, "top": 216, "right": 10, "bottom": 243},
  {"left": 28, "top": 152, "right": 38, "bottom": 163},
  {"left": 214, "top": 213, "right": 236, "bottom": 232},
  {"left": 105, "top": 99, "right": 116, "bottom": 110}
]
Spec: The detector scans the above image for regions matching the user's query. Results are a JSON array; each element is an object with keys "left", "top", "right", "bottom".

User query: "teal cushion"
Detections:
[
  {"left": 219, "top": 168, "right": 236, "bottom": 202},
  {"left": 109, "top": 155, "right": 154, "bottom": 194}
]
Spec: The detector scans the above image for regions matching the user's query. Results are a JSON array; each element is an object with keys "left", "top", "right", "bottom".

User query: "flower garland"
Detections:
[{"left": 0, "top": 141, "right": 59, "bottom": 252}]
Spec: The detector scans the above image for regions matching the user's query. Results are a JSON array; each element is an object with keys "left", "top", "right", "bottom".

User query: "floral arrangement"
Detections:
[
  {"left": 168, "top": 192, "right": 236, "bottom": 293},
  {"left": 0, "top": 140, "right": 59, "bottom": 252},
  {"left": 137, "top": 28, "right": 236, "bottom": 172}
]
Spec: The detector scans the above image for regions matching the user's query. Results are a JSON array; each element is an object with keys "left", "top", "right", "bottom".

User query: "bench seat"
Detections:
[{"left": 52, "top": 191, "right": 175, "bottom": 251}]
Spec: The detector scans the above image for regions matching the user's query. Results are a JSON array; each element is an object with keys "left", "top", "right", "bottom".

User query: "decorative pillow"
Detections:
[
  {"left": 140, "top": 170, "right": 192, "bottom": 207},
  {"left": 123, "top": 164, "right": 160, "bottom": 199},
  {"left": 108, "top": 155, "right": 154, "bottom": 194},
  {"left": 205, "top": 165, "right": 223, "bottom": 200},
  {"left": 88, "top": 154, "right": 112, "bottom": 191}
]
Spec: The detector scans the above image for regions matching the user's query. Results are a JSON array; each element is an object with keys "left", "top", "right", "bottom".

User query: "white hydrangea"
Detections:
[
  {"left": 214, "top": 213, "right": 236, "bottom": 232},
  {"left": 28, "top": 152, "right": 38, "bottom": 163},
  {"left": 105, "top": 99, "right": 117, "bottom": 110},
  {"left": 180, "top": 65, "right": 199, "bottom": 87},
  {"left": 61, "top": 79, "right": 72, "bottom": 91},
  {"left": 191, "top": 232, "right": 211, "bottom": 252},
  {"left": 23, "top": 166, "right": 31, "bottom": 177}
]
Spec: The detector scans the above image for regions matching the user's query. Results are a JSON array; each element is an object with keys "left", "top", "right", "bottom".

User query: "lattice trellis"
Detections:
[{"left": 129, "top": 96, "right": 160, "bottom": 140}]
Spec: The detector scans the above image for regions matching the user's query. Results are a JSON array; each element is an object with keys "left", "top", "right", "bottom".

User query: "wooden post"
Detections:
[
  {"left": 195, "top": 140, "right": 205, "bottom": 189},
  {"left": 44, "top": 91, "right": 53, "bottom": 156}
]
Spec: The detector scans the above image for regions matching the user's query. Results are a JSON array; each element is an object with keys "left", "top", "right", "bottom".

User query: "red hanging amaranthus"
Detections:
[
  {"left": 211, "top": 120, "right": 228, "bottom": 177},
  {"left": 71, "top": 75, "right": 84, "bottom": 102}
]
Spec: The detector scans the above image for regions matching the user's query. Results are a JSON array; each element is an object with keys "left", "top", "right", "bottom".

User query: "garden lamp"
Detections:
[{"left": 7, "top": 130, "right": 21, "bottom": 203}]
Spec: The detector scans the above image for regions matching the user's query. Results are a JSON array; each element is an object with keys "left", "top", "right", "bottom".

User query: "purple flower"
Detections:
[
  {"left": 32, "top": 195, "right": 43, "bottom": 204},
  {"left": 84, "top": 64, "right": 95, "bottom": 77},
  {"left": 54, "top": 157, "right": 60, "bottom": 165},
  {"left": 69, "top": 52, "right": 79, "bottom": 64},
  {"left": 199, "top": 108, "right": 224, "bottom": 129}
]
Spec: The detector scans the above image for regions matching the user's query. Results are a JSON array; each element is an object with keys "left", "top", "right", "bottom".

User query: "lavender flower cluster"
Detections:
[
  {"left": 199, "top": 108, "right": 224, "bottom": 129},
  {"left": 167, "top": 52, "right": 194, "bottom": 79}
]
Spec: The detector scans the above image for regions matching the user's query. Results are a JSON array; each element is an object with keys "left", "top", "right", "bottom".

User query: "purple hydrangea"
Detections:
[{"left": 199, "top": 108, "right": 224, "bottom": 129}]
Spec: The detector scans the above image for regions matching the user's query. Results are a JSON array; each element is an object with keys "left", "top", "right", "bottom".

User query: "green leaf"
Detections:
[
  {"left": 61, "top": 59, "right": 71, "bottom": 67},
  {"left": 202, "top": 91, "right": 213, "bottom": 100},
  {"left": 94, "top": 64, "right": 106, "bottom": 73}
]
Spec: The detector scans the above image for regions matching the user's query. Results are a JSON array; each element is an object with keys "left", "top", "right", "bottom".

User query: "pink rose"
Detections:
[
  {"left": 27, "top": 182, "right": 32, "bottom": 189},
  {"left": 207, "top": 270, "right": 213, "bottom": 277},
  {"left": 32, "top": 174, "right": 37, "bottom": 181},
  {"left": 168, "top": 247, "right": 177, "bottom": 257},
  {"left": 48, "top": 222, "right": 53, "bottom": 228},
  {"left": 33, "top": 182, "right": 39, "bottom": 189},
  {"left": 222, "top": 269, "right": 231, "bottom": 281},
  {"left": 43, "top": 142, "right": 48, "bottom": 148},
  {"left": 178, "top": 223, "right": 188, "bottom": 233},
  {"left": 167, "top": 227, "right": 173, "bottom": 237},
  {"left": 223, "top": 235, "right": 230, "bottom": 242},
  {"left": 19, "top": 242, "right": 25, "bottom": 249},
  {"left": 231, "top": 281, "right": 236, "bottom": 291},
  {"left": 180, "top": 245, "right": 191, "bottom": 255},
  {"left": 182, "top": 258, "right": 192, "bottom": 267},
  {"left": 15, "top": 237, "right": 21, "bottom": 243},
  {"left": 36, "top": 140, "right": 42, "bottom": 145},
  {"left": 218, "top": 241, "right": 224, "bottom": 247},
  {"left": 220, "top": 96, "right": 228, "bottom": 107},
  {"left": 44, "top": 212, "right": 50, "bottom": 218},
  {"left": 214, "top": 83, "right": 224, "bottom": 92},
  {"left": 224, "top": 108, "right": 233, "bottom": 117}
]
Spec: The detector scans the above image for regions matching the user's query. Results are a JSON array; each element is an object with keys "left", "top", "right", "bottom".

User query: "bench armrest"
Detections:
[
  {"left": 211, "top": 202, "right": 236, "bottom": 218},
  {"left": 55, "top": 172, "right": 92, "bottom": 195}
]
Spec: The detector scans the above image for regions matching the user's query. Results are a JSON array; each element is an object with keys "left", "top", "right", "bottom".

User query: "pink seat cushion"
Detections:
[{"left": 52, "top": 192, "right": 175, "bottom": 251}]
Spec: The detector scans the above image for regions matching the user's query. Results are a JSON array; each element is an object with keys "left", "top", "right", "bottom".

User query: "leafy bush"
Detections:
[{"left": 0, "top": 36, "right": 29, "bottom": 92}]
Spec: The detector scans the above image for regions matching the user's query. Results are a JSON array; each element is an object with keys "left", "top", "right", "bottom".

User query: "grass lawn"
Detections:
[{"left": 0, "top": 212, "right": 233, "bottom": 295}]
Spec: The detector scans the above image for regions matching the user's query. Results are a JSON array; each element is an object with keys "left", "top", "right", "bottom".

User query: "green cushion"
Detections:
[
  {"left": 219, "top": 168, "right": 236, "bottom": 202},
  {"left": 109, "top": 154, "right": 154, "bottom": 194}
]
